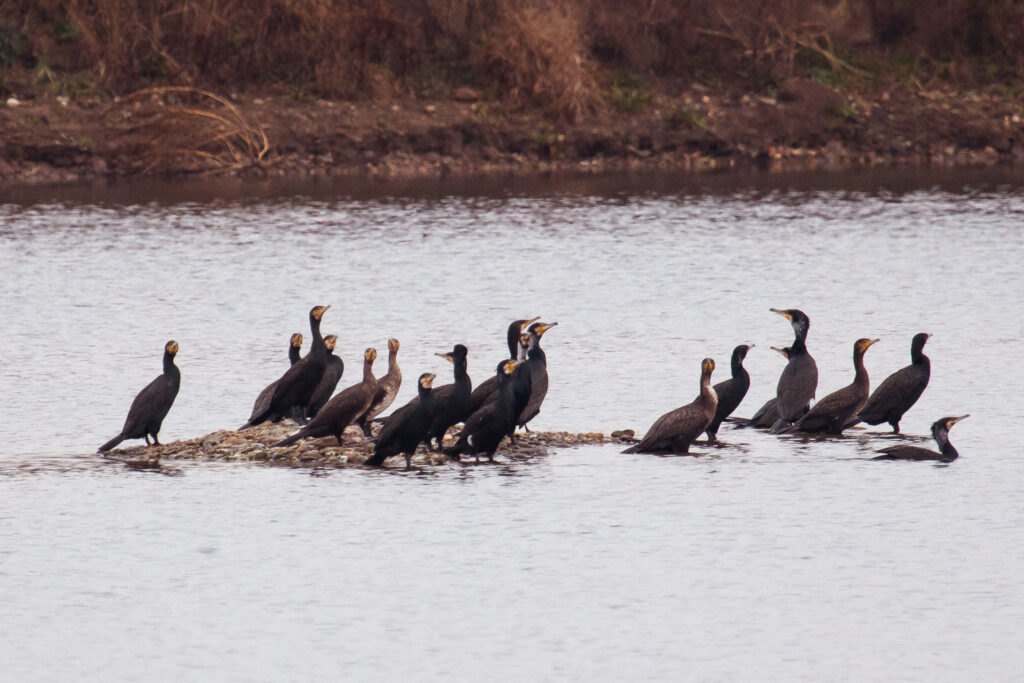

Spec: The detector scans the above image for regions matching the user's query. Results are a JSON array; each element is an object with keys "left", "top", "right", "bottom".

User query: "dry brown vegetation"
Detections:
[{"left": 2, "top": 1, "right": 1024, "bottom": 123}]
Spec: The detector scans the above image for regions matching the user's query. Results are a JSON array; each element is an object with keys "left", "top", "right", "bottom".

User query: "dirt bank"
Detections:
[{"left": 2, "top": 80, "right": 1022, "bottom": 186}]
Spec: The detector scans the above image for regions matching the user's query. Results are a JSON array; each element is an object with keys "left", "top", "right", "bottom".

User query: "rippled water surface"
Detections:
[{"left": 2, "top": 170, "right": 1023, "bottom": 681}]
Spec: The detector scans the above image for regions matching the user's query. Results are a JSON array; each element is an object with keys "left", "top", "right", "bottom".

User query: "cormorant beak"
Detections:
[
  {"left": 422, "top": 374, "right": 436, "bottom": 388},
  {"left": 536, "top": 322, "right": 558, "bottom": 335},
  {"left": 435, "top": 352, "right": 454, "bottom": 363},
  {"left": 520, "top": 316, "right": 541, "bottom": 331},
  {"left": 504, "top": 359, "right": 524, "bottom": 374},
  {"left": 866, "top": 338, "right": 880, "bottom": 348},
  {"left": 770, "top": 308, "right": 793, "bottom": 321},
  {"left": 949, "top": 415, "right": 969, "bottom": 427},
  {"left": 771, "top": 345, "right": 786, "bottom": 355},
  {"left": 926, "top": 333, "right": 933, "bottom": 339}
]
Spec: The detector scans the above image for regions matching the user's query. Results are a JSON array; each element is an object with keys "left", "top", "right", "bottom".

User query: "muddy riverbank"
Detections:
[{"left": 2, "top": 81, "right": 1021, "bottom": 186}]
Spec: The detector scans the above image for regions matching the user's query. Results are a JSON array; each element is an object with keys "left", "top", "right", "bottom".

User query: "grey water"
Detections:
[{"left": 1, "top": 169, "right": 1022, "bottom": 681}]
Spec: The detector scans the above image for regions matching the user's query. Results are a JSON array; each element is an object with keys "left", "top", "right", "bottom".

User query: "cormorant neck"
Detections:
[
  {"left": 388, "top": 348, "right": 399, "bottom": 371},
  {"left": 507, "top": 326, "right": 520, "bottom": 359},
  {"left": 528, "top": 344, "right": 546, "bottom": 364},
  {"left": 418, "top": 384, "right": 432, "bottom": 401},
  {"left": 163, "top": 351, "right": 178, "bottom": 377},
  {"left": 791, "top": 335, "right": 808, "bottom": 355},
  {"left": 289, "top": 345, "right": 302, "bottom": 365},
  {"left": 700, "top": 370, "right": 716, "bottom": 404},
  {"left": 853, "top": 349, "right": 869, "bottom": 387},
  {"left": 935, "top": 430, "right": 958, "bottom": 459},
  {"left": 362, "top": 360, "right": 375, "bottom": 383},
  {"left": 309, "top": 316, "right": 325, "bottom": 357},
  {"left": 731, "top": 352, "right": 746, "bottom": 379},
  {"left": 912, "top": 346, "right": 929, "bottom": 366},
  {"left": 454, "top": 358, "right": 469, "bottom": 382}
]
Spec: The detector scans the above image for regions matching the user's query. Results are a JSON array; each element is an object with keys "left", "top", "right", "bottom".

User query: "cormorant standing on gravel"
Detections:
[
  {"left": 423, "top": 344, "right": 472, "bottom": 451},
  {"left": 357, "top": 337, "right": 401, "bottom": 437},
  {"left": 273, "top": 347, "right": 377, "bottom": 447},
  {"left": 445, "top": 359, "right": 523, "bottom": 462},
  {"left": 365, "top": 373, "right": 438, "bottom": 469},
  {"left": 99, "top": 340, "right": 181, "bottom": 452},
  {"left": 306, "top": 334, "right": 343, "bottom": 419}
]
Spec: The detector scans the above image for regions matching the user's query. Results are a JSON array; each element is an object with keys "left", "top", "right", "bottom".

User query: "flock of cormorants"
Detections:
[{"left": 98, "top": 306, "right": 967, "bottom": 466}]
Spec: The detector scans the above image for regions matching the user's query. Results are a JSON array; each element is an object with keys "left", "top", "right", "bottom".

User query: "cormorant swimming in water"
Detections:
[
  {"left": 768, "top": 308, "right": 818, "bottom": 433},
  {"left": 306, "top": 334, "right": 343, "bottom": 419},
  {"left": 423, "top": 344, "right": 472, "bottom": 451},
  {"left": 242, "top": 305, "right": 330, "bottom": 429},
  {"left": 365, "top": 373, "right": 438, "bottom": 469},
  {"left": 874, "top": 415, "right": 968, "bottom": 462},
  {"left": 849, "top": 332, "right": 931, "bottom": 433},
  {"left": 273, "top": 347, "right": 378, "bottom": 447},
  {"left": 99, "top": 340, "right": 181, "bottom": 452},
  {"left": 783, "top": 338, "right": 878, "bottom": 435},
  {"left": 705, "top": 344, "right": 753, "bottom": 441},
  {"left": 445, "top": 359, "right": 523, "bottom": 462},
  {"left": 357, "top": 337, "right": 401, "bottom": 437},
  {"left": 624, "top": 358, "right": 718, "bottom": 455},
  {"left": 465, "top": 318, "right": 539, "bottom": 415},
  {"left": 517, "top": 321, "right": 558, "bottom": 431},
  {"left": 246, "top": 333, "right": 304, "bottom": 429}
]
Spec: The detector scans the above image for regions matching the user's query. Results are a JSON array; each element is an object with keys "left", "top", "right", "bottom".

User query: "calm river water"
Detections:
[{"left": 1, "top": 169, "right": 1022, "bottom": 681}]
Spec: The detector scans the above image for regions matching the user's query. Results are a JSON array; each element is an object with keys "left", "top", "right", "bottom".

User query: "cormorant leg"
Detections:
[
  {"left": 144, "top": 435, "right": 151, "bottom": 446},
  {"left": 153, "top": 434, "right": 161, "bottom": 446},
  {"left": 891, "top": 421, "right": 901, "bottom": 434}
]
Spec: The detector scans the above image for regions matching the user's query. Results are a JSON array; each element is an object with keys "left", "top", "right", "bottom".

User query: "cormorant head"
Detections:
[
  {"left": 771, "top": 308, "right": 809, "bottom": 335},
  {"left": 771, "top": 346, "right": 792, "bottom": 360},
  {"left": 701, "top": 358, "right": 715, "bottom": 375},
  {"left": 912, "top": 332, "right": 932, "bottom": 355},
  {"left": 290, "top": 333, "right": 303, "bottom": 348},
  {"left": 855, "top": 338, "right": 879, "bottom": 355},
  {"left": 311, "top": 305, "right": 331, "bottom": 321},
  {"left": 933, "top": 414, "right": 968, "bottom": 440},
  {"left": 516, "top": 317, "right": 541, "bottom": 332},
  {"left": 165, "top": 340, "right": 179, "bottom": 355},
  {"left": 324, "top": 335, "right": 338, "bottom": 352},
  {"left": 733, "top": 344, "right": 754, "bottom": 362},
  {"left": 419, "top": 373, "right": 436, "bottom": 390},
  {"left": 388, "top": 338, "right": 400, "bottom": 353},
  {"left": 364, "top": 348, "right": 377, "bottom": 363},
  {"left": 529, "top": 321, "right": 558, "bottom": 337},
  {"left": 435, "top": 344, "right": 469, "bottom": 363}
]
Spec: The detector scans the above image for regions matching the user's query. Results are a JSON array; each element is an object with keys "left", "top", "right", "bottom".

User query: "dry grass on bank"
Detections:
[{"left": 2, "top": 1, "right": 1024, "bottom": 122}]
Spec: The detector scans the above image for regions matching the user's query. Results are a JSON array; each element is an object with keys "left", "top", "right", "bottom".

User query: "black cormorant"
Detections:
[
  {"left": 517, "top": 321, "right": 558, "bottom": 430},
  {"left": 423, "top": 344, "right": 472, "bottom": 451},
  {"left": 874, "top": 415, "right": 968, "bottom": 462},
  {"left": 273, "top": 347, "right": 377, "bottom": 447},
  {"left": 784, "top": 338, "right": 878, "bottom": 435},
  {"left": 445, "top": 359, "right": 523, "bottom": 462},
  {"left": 729, "top": 346, "right": 789, "bottom": 428},
  {"left": 624, "top": 358, "right": 717, "bottom": 455},
  {"left": 306, "top": 334, "right": 343, "bottom": 419},
  {"left": 242, "top": 305, "right": 330, "bottom": 429},
  {"left": 99, "top": 340, "right": 181, "bottom": 452},
  {"left": 365, "top": 373, "right": 438, "bottom": 469},
  {"left": 357, "top": 337, "right": 401, "bottom": 437},
  {"left": 849, "top": 332, "right": 931, "bottom": 433},
  {"left": 768, "top": 308, "right": 818, "bottom": 433},
  {"left": 465, "top": 318, "right": 539, "bottom": 415},
  {"left": 246, "top": 333, "right": 304, "bottom": 429},
  {"left": 705, "top": 344, "right": 753, "bottom": 441}
]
